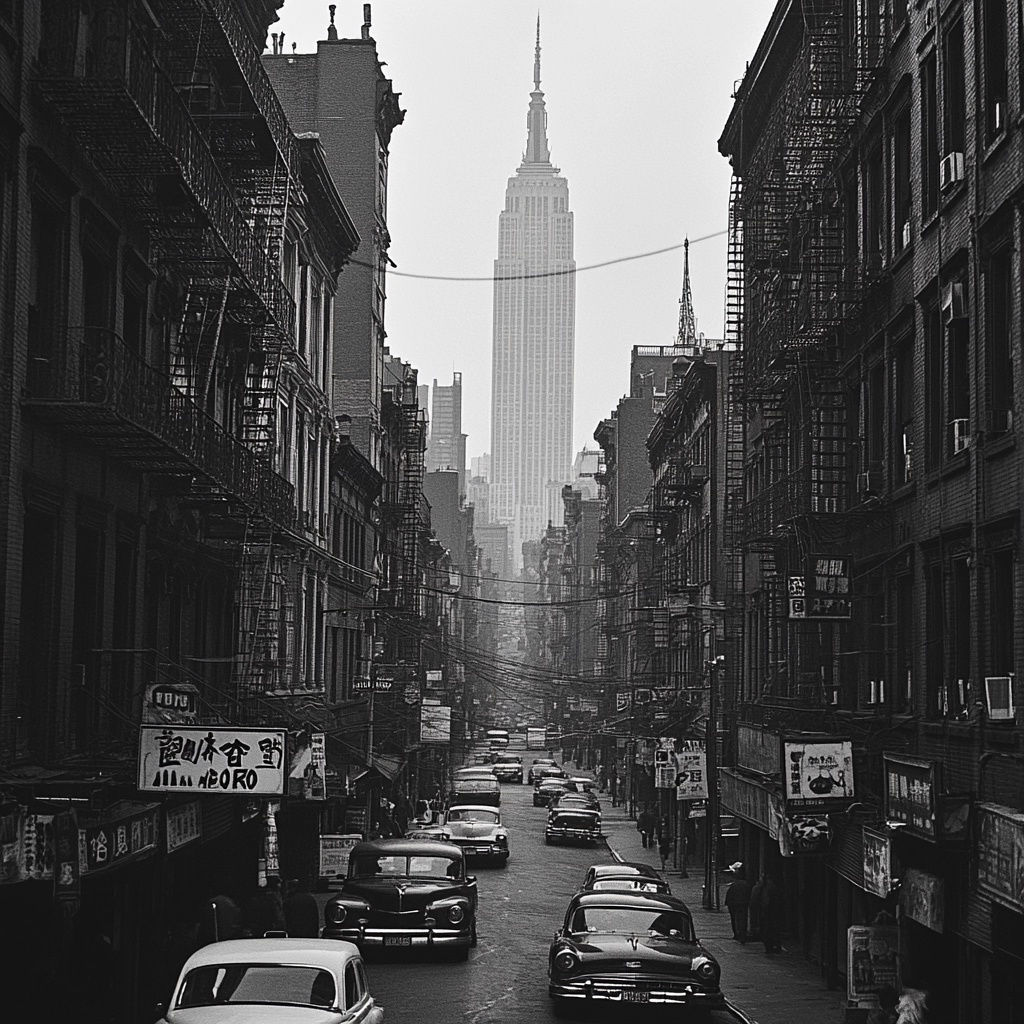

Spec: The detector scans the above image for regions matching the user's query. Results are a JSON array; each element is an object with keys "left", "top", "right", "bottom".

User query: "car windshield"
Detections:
[
  {"left": 176, "top": 964, "right": 336, "bottom": 1009},
  {"left": 496, "top": 756, "right": 520, "bottom": 765},
  {"left": 351, "top": 854, "right": 462, "bottom": 880},
  {"left": 590, "top": 879, "right": 666, "bottom": 893},
  {"left": 569, "top": 907, "right": 694, "bottom": 940},
  {"left": 447, "top": 809, "right": 498, "bottom": 824}
]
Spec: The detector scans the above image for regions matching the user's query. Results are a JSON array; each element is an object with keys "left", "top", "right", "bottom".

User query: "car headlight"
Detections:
[
  {"left": 694, "top": 958, "right": 718, "bottom": 981},
  {"left": 325, "top": 904, "right": 347, "bottom": 925},
  {"left": 554, "top": 949, "right": 579, "bottom": 973},
  {"left": 448, "top": 904, "right": 466, "bottom": 924},
  {"left": 496, "top": 833, "right": 508, "bottom": 843}
]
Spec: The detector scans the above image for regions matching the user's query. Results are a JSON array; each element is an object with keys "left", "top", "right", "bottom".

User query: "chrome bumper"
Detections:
[
  {"left": 323, "top": 926, "right": 471, "bottom": 948},
  {"left": 545, "top": 827, "right": 600, "bottom": 843},
  {"left": 549, "top": 978, "right": 724, "bottom": 1006}
]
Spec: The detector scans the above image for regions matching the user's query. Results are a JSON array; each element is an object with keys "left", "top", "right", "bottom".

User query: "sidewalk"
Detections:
[{"left": 567, "top": 767, "right": 847, "bottom": 1024}]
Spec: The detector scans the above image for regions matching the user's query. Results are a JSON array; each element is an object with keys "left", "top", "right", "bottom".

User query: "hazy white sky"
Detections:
[{"left": 273, "top": 1, "right": 774, "bottom": 466}]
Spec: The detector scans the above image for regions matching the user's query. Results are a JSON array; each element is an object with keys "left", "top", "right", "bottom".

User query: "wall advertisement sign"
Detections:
[
  {"left": 720, "top": 768, "right": 773, "bottom": 829},
  {"left": 977, "top": 803, "right": 1024, "bottom": 911},
  {"left": 166, "top": 801, "right": 202, "bottom": 853},
  {"left": 789, "top": 555, "right": 852, "bottom": 620},
  {"left": 900, "top": 867, "right": 945, "bottom": 933},
  {"left": 883, "top": 755, "right": 939, "bottom": 840},
  {"left": 320, "top": 834, "right": 362, "bottom": 880},
  {"left": 143, "top": 683, "right": 201, "bottom": 725},
  {"left": 675, "top": 743, "right": 708, "bottom": 801},
  {"left": 847, "top": 925, "right": 900, "bottom": 1007},
  {"left": 420, "top": 704, "right": 451, "bottom": 743},
  {"left": 862, "top": 827, "right": 892, "bottom": 897},
  {"left": 783, "top": 738, "right": 855, "bottom": 809},
  {"left": 138, "top": 726, "right": 286, "bottom": 795}
]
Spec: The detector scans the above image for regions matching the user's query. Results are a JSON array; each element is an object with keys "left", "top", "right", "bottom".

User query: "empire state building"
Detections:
[{"left": 490, "top": 21, "right": 576, "bottom": 569}]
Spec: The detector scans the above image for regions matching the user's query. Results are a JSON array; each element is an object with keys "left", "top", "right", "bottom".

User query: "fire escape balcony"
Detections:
[
  {"left": 34, "top": 12, "right": 294, "bottom": 341},
  {"left": 742, "top": 469, "right": 806, "bottom": 545},
  {"left": 21, "top": 328, "right": 294, "bottom": 529}
]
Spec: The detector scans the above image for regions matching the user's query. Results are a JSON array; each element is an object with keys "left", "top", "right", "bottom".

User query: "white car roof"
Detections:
[{"left": 180, "top": 938, "right": 360, "bottom": 971}]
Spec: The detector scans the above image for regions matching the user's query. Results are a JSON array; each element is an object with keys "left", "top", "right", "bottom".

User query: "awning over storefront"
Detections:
[
  {"left": 352, "top": 753, "right": 403, "bottom": 783},
  {"left": 720, "top": 767, "right": 777, "bottom": 831}
]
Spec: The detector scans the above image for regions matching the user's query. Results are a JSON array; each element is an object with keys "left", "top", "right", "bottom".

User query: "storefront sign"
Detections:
[
  {"left": 675, "top": 743, "right": 708, "bottom": 801},
  {"left": 166, "top": 801, "right": 202, "bottom": 853},
  {"left": 862, "top": 827, "right": 892, "bottom": 897},
  {"left": 790, "top": 556, "right": 852, "bottom": 620},
  {"left": 52, "top": 809, "right": 80, "bottom": 900},
  {"left": 900, "top": 867, "right": 945, "bottom": 933},
  {"left": 977, "top": 803, "right": 1024, "bottom": 911},
  {"left": 320, "top": 834, "right": 362, "bottom": 879},
  {"left": 143, "top": 683, "right": 200, "bottom": 725},
  {"left": 779, "top": 813, "right": 831, "bottom": 856},
  {"left": 847, "top": 925, "right": 900, "bottom": 1006},
  {"left": 420, "top": 704, "right": 451, "bottom": 743},
  {"left": 783, "top": 738, "right": 855, "bottom": 809},
  {"left": 884, "top": 755, "right": 939, "bottom": 840},
  {"left": 720, "top": 768, "right": 773, "bottom": 829},
  {"left": 138, "top": 726, "right": 286, "bottom": 795},
  {"left": 81, "top": 802, "right": 160, "bottom": 875}
]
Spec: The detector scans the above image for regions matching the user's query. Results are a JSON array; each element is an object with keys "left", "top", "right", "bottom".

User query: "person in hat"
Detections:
[{"left": 724, "top": 864, "right": 752, "bottom": 943}]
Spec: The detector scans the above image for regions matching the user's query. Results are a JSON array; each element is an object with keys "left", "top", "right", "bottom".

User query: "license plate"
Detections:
[
  {"left": 623, "top": 991, "right": 649, "bottom": 1003},
  {"left": 383, "top": 936, "right": 411, "bottom": 946}
]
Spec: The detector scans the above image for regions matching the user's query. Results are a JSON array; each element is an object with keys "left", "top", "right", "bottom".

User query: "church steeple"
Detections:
[
  {"left": 677, "top": 238, "right": 698, "bottom": 347},
  {"left": 521, "top": 15, "right": 552, "bottom": 169}
]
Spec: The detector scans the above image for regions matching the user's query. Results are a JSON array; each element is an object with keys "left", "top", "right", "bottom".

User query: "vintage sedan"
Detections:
[
  {"left": 581, "top": 862, "right": 663, "bottom": 888},
  {"left": 549, "top": 791, "right": 601, "bottom": 814},
  {"left": 490, "top": 753, "right": 524, "bottom": 784},
  {"left": 583, "top": 874, "right": 673, "bottom": 896},
  {"left": 322, "top": 839, "right": 477, "bottom": 960},
  {"left": 404, "top": 825, "right": 453, "bottom": 842},
  {"left": 528, "top": 758, "right": 560, "bottom": 784},
  {"left": 531, "top": 765, "right": 568, "bottom": 787},
  {"left": 548, "top": 891, "right": 724, "bottom": 1013},
  {"left": 534, "top": 777, "right": 571, "bottom": 807},
  {"left": 159, "top": 938, "right": 384, "bottom": 1023},
  {"left": 443, "top": 805, "right": 510, "bottom": 865},
  {"left": 545, "top": 805, "right": 601, "bottom": 846}
]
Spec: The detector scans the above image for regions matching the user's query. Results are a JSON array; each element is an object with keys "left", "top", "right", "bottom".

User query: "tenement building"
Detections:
[{"left": 719, "top": 3, "right": 1024, "bottom": 1021}]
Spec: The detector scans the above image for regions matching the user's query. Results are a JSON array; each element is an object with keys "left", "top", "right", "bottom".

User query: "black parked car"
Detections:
[
  {"left": 581, "top": 861, "right": 662, "bottom": 889},
  {"left": 545, "top": 805, "right": 601, "bottom": 846},
  {"left": 548, "top": 891, "right": 724, "bottom": 1013},
  {"left": 322, "top": 838, "right": 477, "bottom": 960},
  {"left": 534, "top": 778, "right": 571, "bottom": 807}
]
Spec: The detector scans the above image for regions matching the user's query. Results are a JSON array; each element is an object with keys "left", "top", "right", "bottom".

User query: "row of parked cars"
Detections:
[{"left": 529, "top": 760, "right": 604, "bottom": 846}]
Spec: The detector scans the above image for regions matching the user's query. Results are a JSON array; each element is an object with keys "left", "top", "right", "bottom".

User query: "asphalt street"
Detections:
[{"left": 317, "top": 773, "right": 748, "bottom": 1023}]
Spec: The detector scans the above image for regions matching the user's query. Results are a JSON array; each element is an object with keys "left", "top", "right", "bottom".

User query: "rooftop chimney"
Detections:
[
  {"left": 362, "top": 4, "right": 371, "bottom": 39},
  {"left": 327, "top": 4, "right": 338, "bottom": 42}
]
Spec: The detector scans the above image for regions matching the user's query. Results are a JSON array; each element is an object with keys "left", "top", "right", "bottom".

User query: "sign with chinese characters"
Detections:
[
  {"left": 425, "top": 670, "right": 443, "bottom": 687},
  {"left": 884, "top": 755, "right": 939, "bottom": 840},
  {"left": 675, "top": 742, "right": 708, "bottom": 801},
  {"left": 900, "top": 867, "right": 945, "bottom": 933},
  {"left": 789, "top": 556, "right": 852, "bottom": 619},
  {"left": 52, "top": 809, "right": 80, "bottom": 900},
  {"left": 847, "top": 925, "right": 900, "bottom": 1007},
  {"left": 977, "top": 803, "right": 1024, "bottom": 911},
  {"left": 166, "top": 801, "right": 202, "bottom": 853},
  {"left": 420, "top": 704, "right": 451, "bottom": 743},
  {"left": 783, "top": 738, "right": 855, "bottom": 809},
  {"left": 862, "top": 827, "right": 892, "bottom": 897},
  {"left": 81, "top": 803, "right": 160, "bottom": 875},
  {"left": 143, "top": 683, "right": 200, "bottom": 725},
  {"left": 138, "top": 726, "right": 286, "bottom": 795}
]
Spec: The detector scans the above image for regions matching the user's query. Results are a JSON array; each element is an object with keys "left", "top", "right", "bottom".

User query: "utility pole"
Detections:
[
  {"left": 703, "top": 653, "right": 725, "bottom": 911},
  {"left": 365, "top": 667, "right": 375, "bottom": 839}
]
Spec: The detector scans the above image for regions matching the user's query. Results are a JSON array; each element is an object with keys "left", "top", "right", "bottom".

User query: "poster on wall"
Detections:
[
  {"left": 900, "top": 867, "right": 945, "bottom": 933},
  {"left": 288, "top": 731, "right": 327, "bottom": 801},
  {"left": 320, "top": 834, "right": 362, "bottom": 881},
  {"left": 138, "top": 727, "right": 286, "bottom": 795},
  {"left": 977, "top": 803, "right": 1024, "bottom": 910},
  {"left": 862, "top": 827, "right": 892, "bottom": 898},
  {"left": 847, "top": 925, "right": 900, "bottom": 1007},
  {"left": 783, "top": 738, "right": 855, "bottom": 809},
  {"left": 420, "top": 704, "right": 451, "bottom": 743},
  {"left": 675, "top": 744, "right": 708, "bottom": 801}
]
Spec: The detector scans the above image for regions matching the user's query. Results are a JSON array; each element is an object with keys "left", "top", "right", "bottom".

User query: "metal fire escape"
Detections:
[
  {"left": 737, "top": 1, "right": 886, "bottom": 561},
  {"left": 399, "top": 378, "right": 427, "bottom": 617},
  {"left": 32, "top": 2, "right": 300, "bottom": 701}
]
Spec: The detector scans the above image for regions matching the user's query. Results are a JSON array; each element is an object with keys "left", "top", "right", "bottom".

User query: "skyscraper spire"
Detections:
[
  {"left": 677, "top": 238, "right": 698, "bottom": 346},
  {"left": 522, "top": 15, "right": 552, "bottom": 168}
]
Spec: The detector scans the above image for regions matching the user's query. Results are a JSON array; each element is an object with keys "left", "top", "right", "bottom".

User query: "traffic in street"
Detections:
[{"left": 318, "top": 754, "right": 750, "bottom": 1024}]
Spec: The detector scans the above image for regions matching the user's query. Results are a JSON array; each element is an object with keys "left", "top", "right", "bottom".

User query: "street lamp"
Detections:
[{"left": 703, "top": 653, "right": 725, "bottom": 911}]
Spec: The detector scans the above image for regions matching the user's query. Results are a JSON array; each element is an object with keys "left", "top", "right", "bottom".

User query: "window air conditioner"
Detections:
[
  {"left": 985, "top": 676, "right": 1015, "bottom": 721},
  {"left": 856, "top": 470, "right": 882, "bottom": 496},
  {"left": 688, "top": 465, "right": 708, "bottom": 483},
  {"left": 986, "top": 409, "right": 1013, "bottom": 435},
  {"left": 941, "top": 282, "right": 967, "bottom": 324},
  {"left": 951, "top": 418, "right": 970, "bottom": 454},
  {"left": 939, "top": 152, "right": 965, "bottom": 190}
]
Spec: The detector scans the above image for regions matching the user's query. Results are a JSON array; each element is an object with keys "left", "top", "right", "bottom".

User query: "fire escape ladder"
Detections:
[
  {"left": 400, "top": 402, "right": 426, "bottom": 609},
  {"left": 723, "top": 352, "right": 747, "bottom": 604},
  {"left": 724, "top": 175, "right": 745, "bottom": 350},
  {"left": 237, "top": 517, "right": 281, "bottom": 700},
  {"left": 808, "top": 367, "right": 847, "bottom": 514}
]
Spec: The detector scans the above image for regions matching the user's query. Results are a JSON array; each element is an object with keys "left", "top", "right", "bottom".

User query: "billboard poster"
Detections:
[
  {"left": 421, "top": 704, "right": 451, "bottom": 743},
  {"left": 847, "top": 925, "right": 900, "bottom": 1007},
  {"left": 674, "top": 745, "right": 708, "bottom": 801},
  {"left": 784, "top": 738, "right": 855, "bottom": 808},
  {"left": 977, "top": 803, "right": 1024, "bottom": 910},
  {"left": 320, "top": 834, "right": 362, "bottom": 880},
  {"left": 862, "top": 827, "right": 892, "bottom": 897},
  {"left": 138, "top": 726, "right": 286, "bottom": 795},
  {"left": 900, "top": 867, "right": 945, "bottom": 933},
  {"left": 884, "top": 755, "right": 939, "bottom": 839}
]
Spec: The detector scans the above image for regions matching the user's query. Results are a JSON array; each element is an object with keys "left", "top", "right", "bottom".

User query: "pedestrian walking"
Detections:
[
  {"left": 749, "top": 873, "right": 765, "bottom": 940},
  {"left": 758, "top": 874, "right": 784, "bottom": 954},
  {"left": 724, "top": 864, "right": 752, "bottom": 943},
  {"left": 657, "top": 817, "right": 673, "bottom": 870},
  {"left": 866, "top": 985, "right": 899, "bottom": 1024},
  {"left": 636, "top": 805, "right": 656, "bottom": 849}
]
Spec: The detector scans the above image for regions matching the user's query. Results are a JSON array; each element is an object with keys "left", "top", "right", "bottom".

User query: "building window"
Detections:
[
  {"left": 891, "top": 105, "right": 911, "bottom": 256},
  {"left": 988, "top": 550, "right": 1015, "bottom": 677},
  {"left": 863, "top": 139, "right": 884, "bottom": 262},
  {"left": 924, "top": 556, "right": 944, "bottom": 716},
  {"left": 891, "top": 0, "right": 908, "bottom": 36},
  {"left": 27, "top": 197, "right": 67, "bottom": 394},
  {"left": 894, "top": 571, "right": 913, "bottom": 711},
  {"left": 865, "top": 360, "right": 885, "bottom": 476},
  {"left": 893, "top": 338, "right": 914, "bottom": 486},
  {"left": 950, "top": 555, "right": 971, "bottom": 716},
  {"left": 942, "top": 14, "right": 966, "bottom": 159},
  {"left": 920, "top": 52, "right": 939, "bottom": 220},
  {"left": 946, "top": 280, "right": 970, "bottom": 457},
  {"left": 924, "top": 298, "right": 942, "bottom": 469},
  {"left": 981, "top": 0, "right": 1009, "bottom": 142},
  {"left": 985, "top": 248, "right": 1013, "bottom": 432}
]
